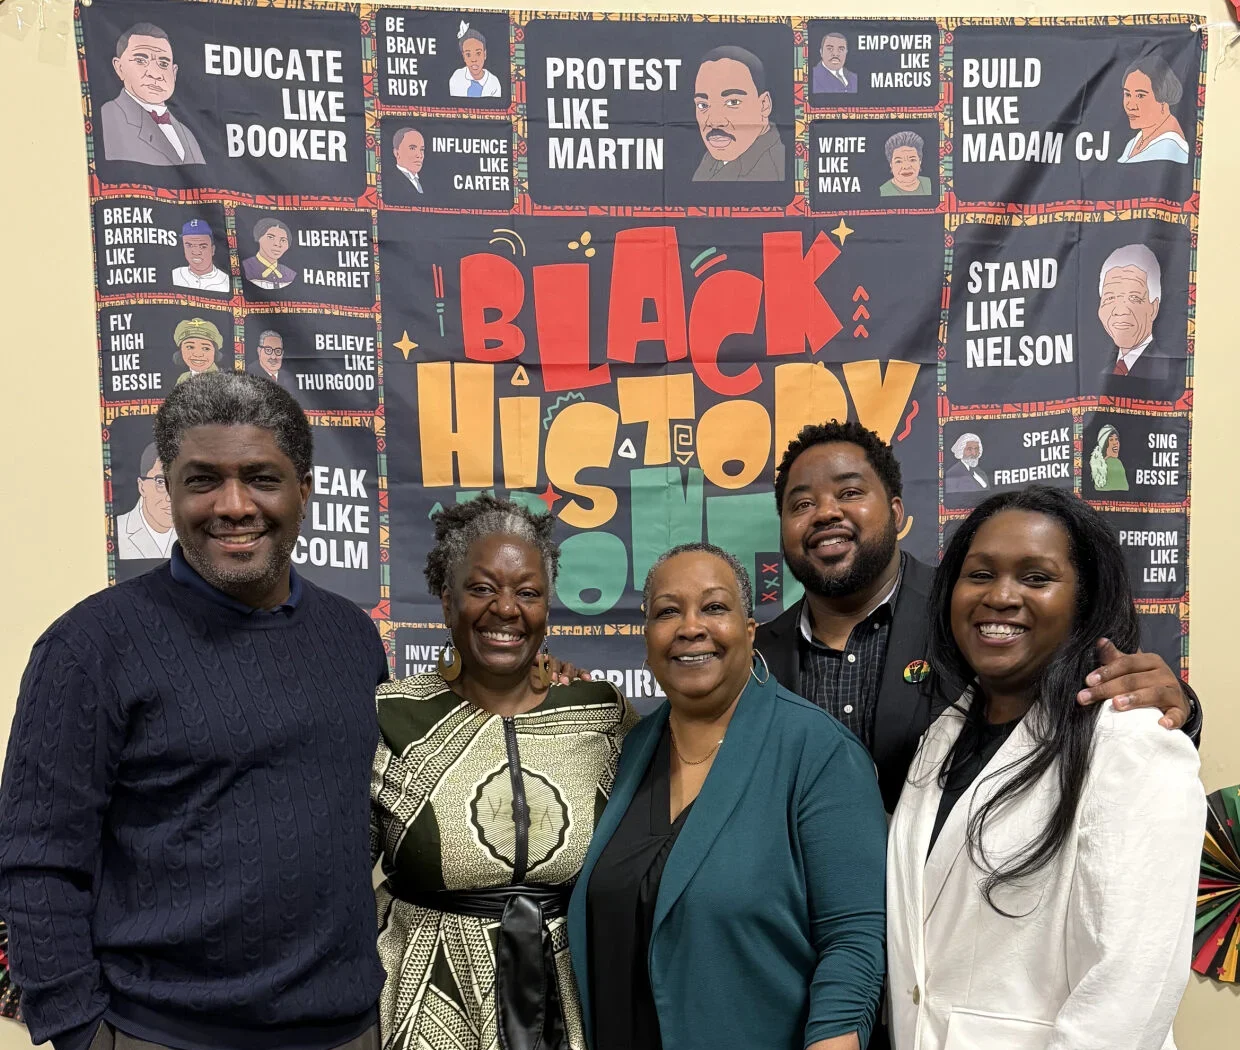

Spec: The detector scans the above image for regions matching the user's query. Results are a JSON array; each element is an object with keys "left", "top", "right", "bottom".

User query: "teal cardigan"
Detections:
[{"left": 567, "top": 675, "right": 888, "bottom": 1049}]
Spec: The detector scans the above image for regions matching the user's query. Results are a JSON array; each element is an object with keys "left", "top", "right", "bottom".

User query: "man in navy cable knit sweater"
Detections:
[{"left": 0, "top": 374, "right": 389, "bottom": 1050}]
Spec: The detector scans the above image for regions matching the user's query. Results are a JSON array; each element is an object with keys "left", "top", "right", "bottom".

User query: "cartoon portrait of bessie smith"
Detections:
[{"left": 100, "top": 23, "right": 205, "bottom": 166}]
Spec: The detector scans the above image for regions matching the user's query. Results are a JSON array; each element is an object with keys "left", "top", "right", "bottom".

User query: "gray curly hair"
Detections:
[
  {"left": 642, "top": 542, "right": 754, "bottom": 617},
  {"left": 425, "top": 495, "right": 559, "bottom": 598}
]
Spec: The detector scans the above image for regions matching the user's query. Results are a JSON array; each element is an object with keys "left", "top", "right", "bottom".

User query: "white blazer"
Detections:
[{"left": 887, "top": 695, "right": 1204, "bottom": 1050}]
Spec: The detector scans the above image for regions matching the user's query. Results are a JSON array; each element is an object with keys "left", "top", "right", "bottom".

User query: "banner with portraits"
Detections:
[{"left": 77, "top": 0, "right": 1205, "bottom": 708}]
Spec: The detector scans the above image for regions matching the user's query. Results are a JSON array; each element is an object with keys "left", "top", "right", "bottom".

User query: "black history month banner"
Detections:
[{"left": 78, "top": 0, "right": 1206, "bottom": 708}]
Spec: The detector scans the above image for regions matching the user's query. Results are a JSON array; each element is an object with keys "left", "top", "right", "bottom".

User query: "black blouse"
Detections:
[
  {"left": 586, "top": 725, "right": 693, "bottom": 1050},
  {"left": 928, "top": 715, "right": 1020, "bottom": 856}
]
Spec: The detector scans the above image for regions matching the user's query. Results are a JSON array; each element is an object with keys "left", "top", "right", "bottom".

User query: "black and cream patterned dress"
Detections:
[{"left": 371, "top": 673, "right": 636, "bottom": 1050}]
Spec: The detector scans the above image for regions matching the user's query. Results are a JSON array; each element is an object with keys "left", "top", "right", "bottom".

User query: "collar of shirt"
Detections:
[
  {"left": 138, "top": 506, "right": 176, "bottom": 557},
  {"left": 127, "top": 89, "right": 167, "bottom": 115},
  {"left": 170, "top": 543, "right": 302, "bottom": 615},
  {"left": 834, "top": 69, "right": 849, "bottom": 83},
  {"left": 1118, "top": 334, "right": 1154, "bottom": 371},
  {"left": 798, "top": 550, "right": 906, "bottom": 647}
]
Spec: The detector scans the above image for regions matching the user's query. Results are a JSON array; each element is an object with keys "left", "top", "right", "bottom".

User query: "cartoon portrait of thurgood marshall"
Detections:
[
  {"left": 449, "top": 23, "right": 502, "bottom": 98},
  {"left": 247, "top": 329, "right": 295, "bottom": 391},
  {"left": 100, "top": 23, "right": 205, "bottom": 166},
  {"left": 171, "top": 219, "right": 230, "bottom": 293},
  {"left": 393, "top": 127, "right": 426, "bottom": 194},
  {"left": 946, "top": 433, "right": 989, "bottom": 494},
  {"left": 1097, "top": 244, "right": 1172, "bottom": 379},
  {"left": 242, "top": 218, "right": 297, "bottom": 291},
  {"left": 880, "top": 131, "right": 932, "bottom": 197},
  {"left": 813, "top": 32, "right": 857, "bottom": 94},
  {"left": 692, "top": 46, "right": 785, "bottom": 183},
  {"left": 1118, "top": 55, "right": 1189, "bottom": 165},
  {"left": 1090, "top": 425, "right": 1130, "bottom": 493},
  {"left": 172, "top": 317, "right": 225, "bottom": 385},
  {"left": 116, "top": 441, "right": 177, "bottom": 560}
]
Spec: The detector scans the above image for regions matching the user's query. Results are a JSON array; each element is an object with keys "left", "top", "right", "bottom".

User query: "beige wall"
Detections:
[{"left": 1, "top": 0, "right": 1237, "bottom": 1044}]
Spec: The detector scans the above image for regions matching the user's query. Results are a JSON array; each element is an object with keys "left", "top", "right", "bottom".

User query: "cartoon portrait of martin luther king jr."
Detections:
[
  {"left": 692, "top": 46, "right": 785, "bottom": 183},
  {"left": 100, "top": 22, "right": 205, "bottom": 166}
]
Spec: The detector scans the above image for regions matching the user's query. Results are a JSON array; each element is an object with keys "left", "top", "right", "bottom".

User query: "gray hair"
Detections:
[
  {"left": 153, "top": 372, "right": 313, "bottom": 477},
  {"left": 139, "top": 441, "right": 160, "bottom": 476},
  {"left": 1124, "top": 54, "right": 1183, "bottom": 106},
  {"left": 1099, "top": 244, "right": 1161, "bottom": 302},
  {"left": 425, "top": 494, "right": 558, "bottom": 598},
  {"left": 885, "top": 130, "right": 924, "bottom": 164},
  {"left": 257, "top": 329, "right": 283, "bottom": 345},
  {"left": 642, "top": 542, "right": 754, "bottom": 618},
  {"left": 951, "top": 432, "right": 982, "bottom": 460},
  {"left": 393, "top": 126, "right": 423, "bottom": 151}
]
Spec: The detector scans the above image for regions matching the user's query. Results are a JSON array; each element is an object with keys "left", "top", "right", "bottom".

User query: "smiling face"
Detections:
[
  {"left": 169, "top": 424, "right": 310, "bottom": 608},
  {"left": 461, "top": 39, "right": 487, "bottom": 78},
  {"left": 950, "top": 510, "right": 1078, "bottom": 704},
  {"left": 1099, "top": 265, "right": 1159, "bottom": 351},
  {"left": 180, "top": 337, "right": 216, "bottom": 373},
  {"left": 443, "top": 533, "right": 549, "bottom": 685},
  {"left": 182, "top": 234, "right": 215, "bottom": 275},
  {"left": 1105, "top": 433, "right": 1120, "bottom": 458},
  {"left": 780, "top": 442, "right": 903, "bottom": 599},
  {"left": 694, "top": 57, "right": 772, "bottom": 163},
  {"left": 113, "top": 33, "right": 176, "bottom": 106},
  {"left": 644, "top": 551, "right": 756, "bottom": 715},
  {"left": 820, "top": 34, "right": 848, "bottom": 71},
  {"left": 1123, "top": 70, "right": 1168, "bottom": 131},
  {"left": 138, "top": 457, "right": 172, "bottom": 531},
  {"left": 258, "top": 226, "right": 289, "bottom": 263},
  {"left": 395, "top": 129, "right": 425, "bottom": 174},
  {"left": 890, "top": 145, "right": 923, "bottom": 189}
]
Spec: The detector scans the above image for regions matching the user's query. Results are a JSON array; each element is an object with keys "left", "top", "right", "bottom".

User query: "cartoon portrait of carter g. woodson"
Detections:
[{"left": 100, "top": 23, "right": 205, "bottom": 166}]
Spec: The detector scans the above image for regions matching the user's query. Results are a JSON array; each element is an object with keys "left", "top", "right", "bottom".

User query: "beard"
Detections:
[
  {"left": 960, "top": 455, "right": 981, "bottom": 469},
  {"left": 179, "top": 516, "right": 299, "bottom": 601},
  {"left": 785, "top": 514, "right": 899, "bottom": 599}
]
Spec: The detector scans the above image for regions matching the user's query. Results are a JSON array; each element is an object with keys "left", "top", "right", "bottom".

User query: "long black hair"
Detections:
[{"left": 927, "top": 485, "right": 1139, "bottom": 912}]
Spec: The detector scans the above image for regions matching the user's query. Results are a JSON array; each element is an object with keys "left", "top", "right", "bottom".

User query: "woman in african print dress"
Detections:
[{"left": 371, "top": 496, "right": 636, "bottom": 1050}]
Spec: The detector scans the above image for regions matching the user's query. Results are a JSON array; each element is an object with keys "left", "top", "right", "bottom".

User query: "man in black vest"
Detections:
[{"left": 755, "top": 421, "right": 1200, "bottom": 816}]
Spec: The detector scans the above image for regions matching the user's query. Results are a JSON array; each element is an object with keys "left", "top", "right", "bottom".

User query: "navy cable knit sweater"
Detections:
[{"left": 0, "top": 560, "right": 389, "bottom": 1050}]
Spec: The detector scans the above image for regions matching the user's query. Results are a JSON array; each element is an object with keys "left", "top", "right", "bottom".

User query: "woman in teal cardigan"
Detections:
[{"left": 567, "top": 542, "right": 888, "bottom": 1050}]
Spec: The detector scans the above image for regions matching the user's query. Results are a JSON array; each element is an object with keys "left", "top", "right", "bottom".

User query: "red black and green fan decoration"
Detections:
[
  {"left": 1193, "top": 783, "right": 1240, "bottom": 983},
  {"left": 0, "top": 919, "right": 20, "bottom": 1018}
]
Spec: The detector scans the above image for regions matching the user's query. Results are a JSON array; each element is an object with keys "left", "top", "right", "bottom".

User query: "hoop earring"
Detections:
[
  {"left": 437, "top": 633, "right": 463, "bottom": 682},
  {"left": 534, "top": 639, "right": 553, "bottom": 690},
  {"left": 750, "top": 648, "right": 770, "bottom": 685}
]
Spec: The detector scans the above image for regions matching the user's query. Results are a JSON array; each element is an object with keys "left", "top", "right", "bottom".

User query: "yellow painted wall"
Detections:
[{"left": 1, "top": 0, "right": 1236, "bottom": 1044}]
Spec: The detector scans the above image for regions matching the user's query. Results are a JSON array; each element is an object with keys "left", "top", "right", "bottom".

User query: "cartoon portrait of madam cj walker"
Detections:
[
  {"left": 242, "top": 218, "right": 297, "bottom": 291},
  {"left": 1117, "top": 55, "right": 1189, "bottom": 165},
  {"left": 449, "top": 23, "right": 502, "bottom": 98},
  {"left": 692, "top": 46, "right": 785, "bottom": 183},
  {"left": 100, "top": 23, "right": 205, "bottom": 166}
]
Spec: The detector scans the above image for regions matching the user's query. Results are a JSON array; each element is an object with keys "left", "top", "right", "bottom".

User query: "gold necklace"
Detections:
[{"left": 668, "top": 723, "right": 724, "bottom": 766}]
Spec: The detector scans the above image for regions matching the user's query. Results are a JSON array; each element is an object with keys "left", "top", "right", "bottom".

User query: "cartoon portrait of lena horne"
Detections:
[
  {"left": 172, "top": 317, "right": 225, "bottom": 385},
  {"left": 100, "top": 23, "right": 205, "bottom": 166},
  {"left": 1118, "top": 55, "right": 1189, "bottom": 165},
  {"left": 880, "top": 131, "right": 932, "bottom": 196},
  {"left": 692, "top": 46, "right": 785, "bottom": 183},
  {"left": 1097, "top": 244, "right": 1172, "bottom": 379},
  {"left": 116, "top": 441, "right": 177, "bottom": 560},
  {"left": 1090, "top": 425, "right": 1130, "bottom": 492},
  {"left": 449, "top": 23, "right": 502, "bottom": 98},
  {"left": 242, "top": 218, "right": 297, "bottom": 291}
]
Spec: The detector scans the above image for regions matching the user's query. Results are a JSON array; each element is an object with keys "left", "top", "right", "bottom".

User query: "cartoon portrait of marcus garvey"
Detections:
[{"left": 100, "top": 23, "right": 205, "bottom": 166}]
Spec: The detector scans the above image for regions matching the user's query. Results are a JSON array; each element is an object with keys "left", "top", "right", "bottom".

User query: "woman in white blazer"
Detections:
[{"left": 887, "top": 486, "right": 1204, "bottom": 1050}]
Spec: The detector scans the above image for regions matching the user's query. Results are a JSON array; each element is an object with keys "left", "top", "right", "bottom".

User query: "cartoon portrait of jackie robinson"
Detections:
[
  {"left": 880, "top": 131, "right": 932, "bottom": 196},
  {"left": 172, "top": 318, "right": 225, "bottom": 384},
  {"left": 116, "top": 442, "right": 177, "bottom": 560},
  {"left": 1090, "top": 425, "right": 1129, "bottom": 492},
  {"left": 1118, "top": 55, "right": 1189, "bottom": 165},
  {"left": 692, "top": 46, "right": 785, "bottom": 183},
  {"left": 242, "top": 218, "right": 297, "bottom": 291},
  {"left": 171, "top": 219, "right": 230, "bottom": 293},
  {"left": 101, "top": 23, "right": 205, "bottom": 166},
  {"left": 449, "top": 23, "right": 502, "bottom": 98}
]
